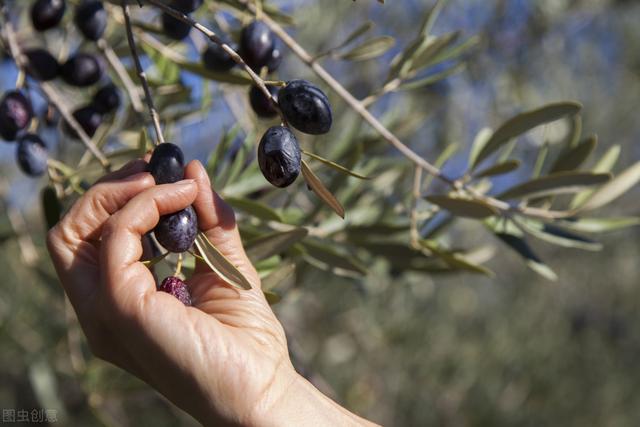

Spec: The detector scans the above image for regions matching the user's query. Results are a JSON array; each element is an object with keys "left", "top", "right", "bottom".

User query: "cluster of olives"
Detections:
[
  {"left": 201, "top": 20, "right": 333, "bottom": 188},
  {"left": 147, "top": 143, "right": 199, "bottom": 254}
]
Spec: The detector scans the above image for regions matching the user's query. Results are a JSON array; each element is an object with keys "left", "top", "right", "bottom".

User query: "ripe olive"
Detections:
[
  {"left": 64, "top": 105, "right": 102, "bottom": 139},
  {"left": 169, "top": 0, "right": 202, "bottom": 13},
  {"left": 147, "top": 143, "right": 185, "bottom": 185},
  {"left": 258, "top": 126, "right": 301, "bottom": 188},
  {"left": 0, "top": 91, "right": 33, "bottom": 142},
  {"left": 75, "top": 1, "right": 107, "bottom": 41},
  {"left": 249, "top": 85, "right": 279, "bottom": 119},
  {"left": 31, "top": 0, "right": 66, "bottom": 32},
  {"left": 202, "top": 42, "right": 236, "bottom": 72},
  {"left": 24, "top": 48, "right": 60, "bottom": 81},
  {"left": 92, "top": 84, "right": 121, "bottom": 114},
  {"left": 17, "top": 133, "right": 48, "bottom": 177},
  {"left": 61, "top": 53, "right": 104, "bottom": 87},
  {"left": 154, "top": 205, "right": 198, "bottom": 253},
  {"left": 239, "top": 21, "right": 275, "bottom": 72},
  {"left": 278, "top": 79, "right": 332, "bottom": 135},
  {"left": 162, "top": 12, "right": 191, "bottom": 40}
]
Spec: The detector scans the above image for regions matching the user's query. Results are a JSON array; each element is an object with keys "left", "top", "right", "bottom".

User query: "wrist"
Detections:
[{"left": 247, "top": 370, "right": 378, "bottom": 427}]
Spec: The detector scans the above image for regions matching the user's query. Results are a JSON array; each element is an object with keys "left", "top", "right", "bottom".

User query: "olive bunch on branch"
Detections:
[{"left": 0, "top": 0, "right": 638, "bottom": 305}]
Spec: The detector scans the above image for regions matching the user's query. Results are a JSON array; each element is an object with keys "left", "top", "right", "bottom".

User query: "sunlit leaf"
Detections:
[
  {"left": 578, "top": 161, "right": 640, "bottom": 211},
  {"left": 514, "top": 219, "right": 602, "bottom": 251},
  {"left": 263, "top": 290, "right": 281, "bottom": 305},
  {"left": 397, "top": 62, "right": 465, "bottom": 91},
  {"left": 425, "top": 195, "right": 499, "bottom": 219},
  {"left": 473, "top": 160, "right": 521, "bottom": 178},
  {"left": 558, "top": 217, "right": 640, "bottom": 234},
  {"left": 262, "top": 261, "right": 296, "bottom": 291},
  {"left": 334, "top": 21, "right": 374, "bottom": 50},
  {"left": 497, "top": 172, "right": 611, "bottom": 200},
  {"left": 337, "top": 36, "right": 395, "bottom": 61},
  {"left": 494, "top": 233, "right": 557, "bottom": 281},
  {"left": 472, "top": 102, "right": 583, "bottom": 169},
  {"left": 570, "top": 144, "right": 621, "bottom": 208},
  {"left": 550, "top": 135, "right": 597, "bottom": 173},
  {"left": 194, "top": 233, "right": 253, "bottom": 290},
  {"left": 301, "top": 160, "right": 345, "bottom": 218},
  {"left": 302, "top": 150, "right": 371, "bottom": 180},
  {"left": 246, "top": 228, "right": 309, "bottom": 262},
  {"left": 420, "top": 240, "right": 494, "bottom": 276},
  {"left": 468, "top": 127, "right": 493, "bottom": 168},
  {"left": 408, "top": 32, "right": 460, "bottom": 72}
]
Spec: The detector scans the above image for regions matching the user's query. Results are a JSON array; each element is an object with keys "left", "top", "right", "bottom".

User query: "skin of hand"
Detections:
[{"left": 46, "top": 159, "right": 378, "bottom": 427}]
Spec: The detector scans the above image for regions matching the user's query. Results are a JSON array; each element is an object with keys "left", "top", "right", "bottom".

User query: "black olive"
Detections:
[
  {"left": 147, "top": 143, "right": 185, "bottom": 185},
  {"left": 0, "top": 91, "right": 33, "bottom": 142},
  {"left": 162, "top": 12, "right": 191, "bottom": 40},
  {"left": 63, "top": 105, "right": 102, "bottom": 139},
  {"left": 92, "top": 84, "right": 121, "bottom": 114},
  {"left": 60, "top": 53, "right": 104, "bottom": 87},
  {"left": 17, "top": 133, "right": 48, "bottom": 177},
  {"left": 278, "top": 79, "right": 332, "bottom": 135},
  {"left": 31, "top": 0, "right": 66, "bottom": 32},
  {"left": 202, "top": 42, "right": 236, "bottom": 72},
  {"left": 24, "top": 48, "right": 60, "bottom": 81},
  {"left": 258, "top": 126, "right": 301, "bottom": 188},
  {"left": 75, "top": 1, "right": 107, "bottom": 41},
  {"left": 169, "top": 0, "right": 202, "bottom": 13},
  {"left": 239, "top": 21, "right": 275, "bottom": 72},
  {"left": 249, "top": 85, "right": 279, "bottom": 119}
]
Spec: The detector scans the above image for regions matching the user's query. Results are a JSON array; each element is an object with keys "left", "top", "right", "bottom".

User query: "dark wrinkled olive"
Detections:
[
  {"left": 64, "top": 105, "right": 102, "bottom": 139},
  {"left": 148, "top": 143, "right": 185, "bottom": 185},
  {"left": 75, "top": 1, "right": 107, "bottom": 41},
  {"left": 31, "top": 0, "right": 66, "bottom": 32},
  {"left": 278, "top": 79, "right": 332, "bottom": 135},
  {"left": 249, "top": 85, "right": 279, "bottom": 119},
  {"left": 162, "top": 12, "right": 191, "bottom": 40},
  {"left": 202, "top": 42, "right": 236, "bottom": 72},
  {"left": 61, "top": 53, "right": 104, "bottom": 87},
  {"left": 0, "top": 91, "right": 33, "bottom": 142},
  {"left": 239, "top": 21, "right": 275, "bottom": 72},
  {"left": 24, "top": 48, "right": 60, "bottom": 81},
  {"left": 154, "top": 205, "right": 198, "bottom": 253},
  {"left": 170, "top": 0, "right": 202, "bottom": 13},
  {"left": 258, "top": 126, "right": 301, "bottom": 188},
  {"left": 92, "top": 84, "right": 120, "bottom": 114},
  {"left": 17, "top": 133, "right": 48, "bottom": 177}
]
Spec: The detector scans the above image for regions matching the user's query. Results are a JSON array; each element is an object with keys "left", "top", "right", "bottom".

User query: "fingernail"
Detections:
[{"left": 177, "top": 179, "right": 196, "bottom": 185}]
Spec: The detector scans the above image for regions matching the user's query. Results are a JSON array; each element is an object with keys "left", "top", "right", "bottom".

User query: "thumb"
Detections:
[{"left": 185, "top": 160, "right": 260, "bottom": 287}]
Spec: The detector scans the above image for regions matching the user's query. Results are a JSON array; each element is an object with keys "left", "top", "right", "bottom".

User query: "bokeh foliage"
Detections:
[{"left": 1, "top": 0, "right": 640, "bottom": 425}]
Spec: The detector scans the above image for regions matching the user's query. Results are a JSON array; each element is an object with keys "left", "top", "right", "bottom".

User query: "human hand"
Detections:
[{"left": 47, "top": 158, "right": 378, "bottom": 426}]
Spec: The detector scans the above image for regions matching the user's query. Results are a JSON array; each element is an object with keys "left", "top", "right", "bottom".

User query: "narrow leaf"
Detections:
[
  {"left": 550, "top": 135, "right": 597, "bottom": 173},
  {"left": 558, "top": 217, "right": 640, "bottom": 234},
  {"left": 303, "top": 150, "right": 371, "bottom": 180},
  {"left": 301, "top": 241, "right": 367, "bottom": 275},
  {"left": 263, "top": 290, "right": 281, "bottom": 305},
  {"left": 514, "top": 219, "right": 602, "bottom": 251},
  {"left": 262, "top": 261, "right": 296, "bottom": 291},
  {"left": 301, "top": 160, "right": 345, "bottom": 218},
  {"left": 497, "top": 172, "right": 611, "bottom": 200},
  {"left": 494, "top": 232, "right": 557, "bottom": 281},
  {"left": 473, "top": 160, "right": 521, "bottom": 178},
  {"left": 194, "top": 233, "right": 253, "bottom": 290},
  {"left": 425, "top": 195, "right": 499, "bottom": 219},
  {"left": 338, "top": 36, "right": 395, "bottom": 61},
  {"left": 397, "top": 63, "right": 465, "bottom": 91},
  {"left": 579, "top": 161, "right": 640, "bottom": 211},
  {"left": 472, "top": 102, "right": 583, "bottom": 169},
  {"left": 336, "top": 21, "right": 374, "bottom": 49},
  {"left": 246, "top": 228, "right": 309, "bottom": 262},
  {"left": 468, "top": 128, "right": 493, "bottom": 168},
  {"left": 420, "top": 240, "right": 494, "bottom": 276},
  {"left": 570, "top": 145, "right": 621, "bottom": 208}
]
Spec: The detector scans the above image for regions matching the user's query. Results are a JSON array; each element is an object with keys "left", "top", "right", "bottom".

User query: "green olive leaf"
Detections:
[
  {"left": 550, "top": 135, "right": 597, "bottom": 173},
  {"left": 262, "top": 261, "right": 296, "bottom": 291},
  {"left": 301, "top": 160, "right": 345, "bottom": 219},
  {"left": 302, "top": 150, "right": 371, "bottom": 180},
  {"left": 578, "top": 161, "right": 640, "bottom": 211},
  {"left": 493, "top": 232, "right": 558, "bottom": 281},
  {"left": 194, "top": 233, "right": 253, "bottom": 290},
  {"left": 425, "top": 195, "right": 499, "bottom": 219},
  {"left": 472, "top": 102, "right": 583, "bottom": 169},
  {"left": 225, "top": 197, "right": 283, "bottom": 222},
  {"left": 41, "top": 187, "right": 62, "bottom": 230},
  {"left": 246, "top": 228, "right": 309, "bottom": 262},
  {"left": 497, "top": 172, "right": 611, "bottom": 200},
  {"left": 337, "top": 36, "right": 396, "bottom": 61},
  {"left": 473, "top": 160, "right": 521, "bottom": 178}
]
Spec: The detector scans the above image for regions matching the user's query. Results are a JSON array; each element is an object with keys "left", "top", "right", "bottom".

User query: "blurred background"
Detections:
[{"left": 1, "top": 0, "right": 640, "bottom": 425}]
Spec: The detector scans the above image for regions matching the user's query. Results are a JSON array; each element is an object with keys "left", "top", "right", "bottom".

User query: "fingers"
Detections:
[
  {"left": 185, "top": 160, "right": 260, "bottom": 287},
  {"left": 95, "top": 159, "right": 149, "bottom": 184},
  {"left": 99, "top": 180, "right": 198, "bottom": 310}
]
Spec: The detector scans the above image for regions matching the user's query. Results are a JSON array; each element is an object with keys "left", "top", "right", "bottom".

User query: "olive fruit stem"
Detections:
[
  {"left": 121, "top": 0, "right": 165, "bottom": 145},
  {"left": 0, "top": 3, "right": 112, "bottom": 171},
  {"left": 143, "top": 0, "right": 286, "bottom": 125},
  {"left": 175, "top": 253, "right": 183, "bottom": 277}
]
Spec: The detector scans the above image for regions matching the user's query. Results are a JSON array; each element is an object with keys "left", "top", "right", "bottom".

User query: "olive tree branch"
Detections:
[
  {"left": 143, "top": 0, "right": 287, "bottom": 126},
  {"left": 97, "top": 37, "right": 145, "bottom": 113},
  {"left": 121, "top": 0, "right": 164, "bottom": 145},
  {"left": 0, "top": 3, "right": 112, "bottom": 171}
]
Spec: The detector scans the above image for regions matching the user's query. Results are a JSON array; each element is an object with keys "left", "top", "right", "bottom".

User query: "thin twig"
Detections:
[
  {"left": 97, "top": 38, "right": 145, "bottom": 113},
  {"left": 409, "top": 166, "right": 423, "bottom": 248},
  {"left": 121, "top": 1, "right": 164, "bottom": 145},
  {"left": 144, "top": 0, "right": 287, "bottom": 125}
]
